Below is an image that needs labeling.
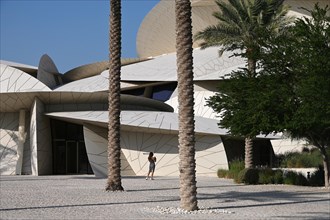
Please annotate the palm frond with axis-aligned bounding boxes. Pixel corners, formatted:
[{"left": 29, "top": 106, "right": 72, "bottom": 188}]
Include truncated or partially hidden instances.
[
  {"left": 229, "top": 0, "right": 249, "bottom": 22},
  {"left": 195, "top": 23, "right": 242, "bottom": 42},
  {"left": 196, "top": 0, "right": 291, "bottom": 61},
  {"left": 251, "top": 0, "right": 266, "bottom": 17},
  {"left": 215, "top": 0, "right": 241, "bottom": 25},
  {"left": 261, "top": 0, "right": 286, "bottom": 25}
]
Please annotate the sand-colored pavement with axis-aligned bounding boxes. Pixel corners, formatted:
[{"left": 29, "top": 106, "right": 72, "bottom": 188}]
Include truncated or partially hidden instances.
[{"left": 0, "top": 175, "right": 329, "bottom": 219}]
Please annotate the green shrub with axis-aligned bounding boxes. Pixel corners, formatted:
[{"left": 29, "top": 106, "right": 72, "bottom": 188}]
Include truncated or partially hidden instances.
[
  {"left": 273, "top": 170, "right": 284, "bottom": 184},
  {"left": 283, "top": 171, "right": 308, "bottom": 186},
  {"left": 227, "top": 159, "right": 244, "bottom": 180},
  {"left": 229, "top": 159, "right": 244, "bottom": 172},
  {"left": 309, "top": 167, "right": 325, "bottom": 186},
  {"left": 283, "top": 171, "right": 296, "bottom": 185},
  {"left": 234, "top": 172, "right": 242, "bottom": 183},
  {"left": 295, "top": 173, "right": 309, "bottom": 186},
  {"left": 257, "top": 169, "right": 284, "bottom": 184},
  {"left": 237, "top": 168, "right": 259, "bottom": 184},
  {"left": 258, "top": 168, "right": 274, "bottom": 184},
  {"left": 283, "top": 171, "right": 298, "bottom": 185},
  {"left": 278, "top": 148, "right": 330, "bottom": 168},
  {"left": 217, "top": 169, "right": 229, "bottom": 178},
  {"left": 217, "top": 159, "right": 244, "bottom": 179}
]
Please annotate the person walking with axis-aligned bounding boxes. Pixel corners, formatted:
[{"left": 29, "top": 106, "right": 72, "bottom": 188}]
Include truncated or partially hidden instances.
[{"left": 146, "top": 152, "right": 156, "bottom": 180}]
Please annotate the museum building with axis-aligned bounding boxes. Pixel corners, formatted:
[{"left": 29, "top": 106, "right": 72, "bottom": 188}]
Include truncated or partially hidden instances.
[{"left": 1, "top": 0, "right": 324, "bottom": 177}]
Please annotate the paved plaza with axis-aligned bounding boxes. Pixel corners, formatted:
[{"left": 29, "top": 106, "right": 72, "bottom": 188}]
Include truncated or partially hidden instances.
[{"left": 0, "top": 175, "right": 329, "bottom": 219}]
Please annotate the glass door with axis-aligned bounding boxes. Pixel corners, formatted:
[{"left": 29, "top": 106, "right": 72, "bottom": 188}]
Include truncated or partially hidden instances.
[
  {"left": 51, "top": 119, "right": 93, "bottom": 175},
  {"left": 53, "top": 141, "right": 66, "bottom": 174},
  {"left": 66, "top": 141, "right": 78, "bottom": 174}
]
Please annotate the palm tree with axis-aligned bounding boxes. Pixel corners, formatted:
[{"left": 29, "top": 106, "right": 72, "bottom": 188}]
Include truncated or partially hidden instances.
[
  {"left": 106, "top": 0, "right": 124, "bottom": 191},
  {"left": 195, "top": 0, "right": 291, "bottom": 168},
  {"left": 175, "top": 0, "right": 198, "bottom": 211}
]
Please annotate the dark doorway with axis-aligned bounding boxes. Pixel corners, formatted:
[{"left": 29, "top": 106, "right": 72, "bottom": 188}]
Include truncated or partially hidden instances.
[
  {"left": 222, "top": 136, "right": 275, "bottom": 167},
  {"left": 51, "top": 120, "right": 93, "bottom": 175}
]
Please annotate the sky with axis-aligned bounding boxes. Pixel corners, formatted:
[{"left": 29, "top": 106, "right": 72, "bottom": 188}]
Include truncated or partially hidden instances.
[{"left": 0, "top": 0, "right": 160, "bottom": 73}]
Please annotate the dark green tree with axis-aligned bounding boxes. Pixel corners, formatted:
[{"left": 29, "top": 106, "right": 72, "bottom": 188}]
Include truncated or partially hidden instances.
[
  {"left": 259, "top": 4, "right": 330, "bottom": 187},
  {"left": 207, "top": 70, "right": 294, "bottom": 137},
  {"left": 196, "top": 0, "right": 291, "bottom": 168},
  {"left": 210, "top": 4, "right": 330, "bottom": 187}
]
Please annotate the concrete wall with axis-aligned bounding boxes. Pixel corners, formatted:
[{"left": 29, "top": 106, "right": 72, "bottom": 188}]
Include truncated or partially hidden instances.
[
  {"left": 30, "top": 98, "right": 52, "bottom": 175},
  {"left": 0, "top": 111, "right": 31, "bottom": 175},
  {"left": 83, "top": 123, "right": 228, "bottom": 178}
]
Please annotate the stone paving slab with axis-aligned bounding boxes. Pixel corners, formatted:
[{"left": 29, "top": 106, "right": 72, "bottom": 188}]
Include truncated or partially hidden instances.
[{"left": 0, "top": 175, "right": 329, "bottom": 220}]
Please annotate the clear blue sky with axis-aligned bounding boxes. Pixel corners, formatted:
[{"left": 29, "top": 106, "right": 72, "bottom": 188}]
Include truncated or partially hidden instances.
[{"left": 0, "top": 0, "right": 160, "bottom": 73}]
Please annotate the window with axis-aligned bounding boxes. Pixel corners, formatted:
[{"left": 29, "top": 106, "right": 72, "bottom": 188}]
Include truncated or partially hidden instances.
[{"left": 152, "top": 82, "right": 177, "bottom": 102}]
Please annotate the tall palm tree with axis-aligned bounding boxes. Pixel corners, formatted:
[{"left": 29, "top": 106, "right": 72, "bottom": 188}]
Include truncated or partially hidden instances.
[
  {"left": 106, "top": 0, "right": 124, "bottom": 191},
  {"left": 195, "top": 0, "right": 291, "bottom": 168},
  {"left": 175, "top": 0, "right": 198, "bottom": 211}
]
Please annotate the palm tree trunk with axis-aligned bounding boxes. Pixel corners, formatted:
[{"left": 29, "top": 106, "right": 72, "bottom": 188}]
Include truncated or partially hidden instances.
[
  {"left": 106, "top": 0, "right": 124, "bottom": 191},
  {"left": 175, "top": 0, "right": 198, "bottom": 211},
  {"left": 245, "top": 137, "right": 253, "bottom": 168},
  {"left": 244, "top": 56, "right": 256, "bottom": 169}
]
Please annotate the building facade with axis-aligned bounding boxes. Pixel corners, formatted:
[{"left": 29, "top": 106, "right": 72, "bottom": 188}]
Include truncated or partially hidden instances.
[{"left": 1, "top": 0, "right": 326, "bottom": 177}]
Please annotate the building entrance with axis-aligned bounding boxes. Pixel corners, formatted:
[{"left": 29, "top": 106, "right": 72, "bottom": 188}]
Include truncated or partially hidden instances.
[
  {"left": 53, "top": 140, "right": 92, "bottom": 174},
  {"left": 51, "top": 120, "right": 93, "bottom": 175}
]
